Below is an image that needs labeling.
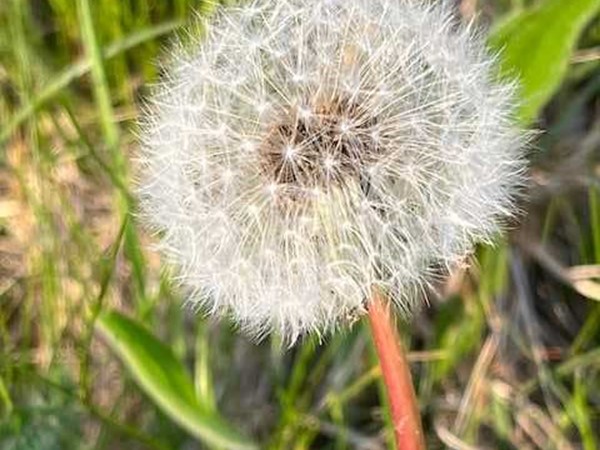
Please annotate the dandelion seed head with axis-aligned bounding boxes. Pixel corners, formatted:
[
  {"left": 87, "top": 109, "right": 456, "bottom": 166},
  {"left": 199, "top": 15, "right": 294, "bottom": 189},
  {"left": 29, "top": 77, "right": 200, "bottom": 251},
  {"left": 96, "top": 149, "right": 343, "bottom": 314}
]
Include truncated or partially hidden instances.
[{"left": 138, "top": 0, "right": 528, "bottom": 342}]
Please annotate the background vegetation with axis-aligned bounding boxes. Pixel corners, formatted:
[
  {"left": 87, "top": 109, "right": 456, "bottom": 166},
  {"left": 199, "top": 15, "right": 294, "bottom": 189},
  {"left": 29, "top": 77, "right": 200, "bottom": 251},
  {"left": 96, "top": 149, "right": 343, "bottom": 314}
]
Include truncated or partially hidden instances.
[{"left": 1, "top": 0, "right": 600, "bottom": 449}]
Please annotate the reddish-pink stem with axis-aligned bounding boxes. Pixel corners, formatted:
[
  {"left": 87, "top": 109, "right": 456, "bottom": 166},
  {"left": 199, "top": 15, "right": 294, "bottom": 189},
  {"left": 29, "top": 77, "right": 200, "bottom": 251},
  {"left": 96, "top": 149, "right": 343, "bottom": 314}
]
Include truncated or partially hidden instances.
[{"left": 367, "top": 290, "right": 425, "bottom": 450}]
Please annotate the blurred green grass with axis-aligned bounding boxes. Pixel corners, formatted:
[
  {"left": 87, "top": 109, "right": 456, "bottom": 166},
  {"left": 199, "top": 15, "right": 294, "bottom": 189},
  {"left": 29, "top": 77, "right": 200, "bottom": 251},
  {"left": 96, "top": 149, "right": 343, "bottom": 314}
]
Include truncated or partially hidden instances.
[{"left": 1, "top": 0, "right": 600, "bottom": 449}]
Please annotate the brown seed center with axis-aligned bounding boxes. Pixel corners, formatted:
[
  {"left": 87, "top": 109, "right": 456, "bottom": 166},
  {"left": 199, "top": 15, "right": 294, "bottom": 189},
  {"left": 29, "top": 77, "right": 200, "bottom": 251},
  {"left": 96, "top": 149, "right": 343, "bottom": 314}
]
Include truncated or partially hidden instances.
[{"left": 259, "top": 95, "right": 381, "bottom": 198}]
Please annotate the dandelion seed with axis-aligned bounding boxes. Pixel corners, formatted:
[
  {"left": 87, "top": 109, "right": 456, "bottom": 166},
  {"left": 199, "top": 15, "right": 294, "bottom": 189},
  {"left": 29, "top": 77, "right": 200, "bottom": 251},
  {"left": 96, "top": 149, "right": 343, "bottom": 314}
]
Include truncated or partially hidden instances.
[{"left": 138, "top": 0, "right": 528, "bottom": 343}]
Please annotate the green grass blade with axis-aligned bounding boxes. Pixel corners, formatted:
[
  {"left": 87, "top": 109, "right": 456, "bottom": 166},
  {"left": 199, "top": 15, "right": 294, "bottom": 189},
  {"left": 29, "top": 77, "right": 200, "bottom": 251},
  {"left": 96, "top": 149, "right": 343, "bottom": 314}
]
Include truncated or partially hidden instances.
[
  {"left": 97, "top": 310, "right": 258, "bottom": 450},
  {"left": 194, "top": 323, "right": 217, "bottom": 413},
  {"left": 77, "top": 0, "right": 120, "bottom": 152},
  {"left": 80, "top": 216, "right": 129, "bottom": 400},
  {"left": 0, "top": 376, "right": 13, "bottom": 418},
  {"left": 488, "top": 0, "right": 600, "bottom": 124},
  {"left": 589, "top": 187, "right": 600, "bottom": 262},
  {"left": 568, "top": 373, "right": 597, "bottom": 450},
  {"left": 0, "top": 19, "right": 182, "bottom": 145}
]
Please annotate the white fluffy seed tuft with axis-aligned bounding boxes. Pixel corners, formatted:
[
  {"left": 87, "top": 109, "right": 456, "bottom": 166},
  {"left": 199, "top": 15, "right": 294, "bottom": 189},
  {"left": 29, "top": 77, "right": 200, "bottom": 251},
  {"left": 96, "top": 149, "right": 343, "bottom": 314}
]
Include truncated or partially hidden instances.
[{"left": 138, "top": 0, "right": 528, "bottom": 342}]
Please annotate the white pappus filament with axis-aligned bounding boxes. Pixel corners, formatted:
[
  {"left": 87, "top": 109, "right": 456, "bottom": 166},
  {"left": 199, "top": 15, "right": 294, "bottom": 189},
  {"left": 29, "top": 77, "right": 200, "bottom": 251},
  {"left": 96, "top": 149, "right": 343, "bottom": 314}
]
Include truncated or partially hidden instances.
[{"left": 138, "top": 0, "right": 528, "bottom": 342}]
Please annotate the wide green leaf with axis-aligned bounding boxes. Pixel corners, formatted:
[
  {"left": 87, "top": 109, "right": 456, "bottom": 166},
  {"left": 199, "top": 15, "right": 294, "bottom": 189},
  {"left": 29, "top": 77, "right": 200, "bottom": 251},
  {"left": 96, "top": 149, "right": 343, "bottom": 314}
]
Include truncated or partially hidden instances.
[
  {"left": 96, "top": 311, "right": 258, "bottom": 450},
  {"left": 488, "top": 0, "right": 600, "bottom": 124}
]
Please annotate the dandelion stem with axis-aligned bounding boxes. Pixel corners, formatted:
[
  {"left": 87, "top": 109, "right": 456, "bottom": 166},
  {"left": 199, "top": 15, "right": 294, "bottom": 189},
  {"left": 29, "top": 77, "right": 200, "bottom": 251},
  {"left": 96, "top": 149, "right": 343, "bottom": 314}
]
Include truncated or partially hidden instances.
[{"left": 368, "top": 290, "right": 425, "bottom": 450}]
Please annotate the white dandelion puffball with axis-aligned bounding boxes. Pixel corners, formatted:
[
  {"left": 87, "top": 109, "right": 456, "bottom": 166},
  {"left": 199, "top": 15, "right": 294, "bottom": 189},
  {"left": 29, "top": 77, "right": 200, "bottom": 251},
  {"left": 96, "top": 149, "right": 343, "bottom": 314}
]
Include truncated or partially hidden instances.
[{"left": 139, "top": 0, "right": 528, "bottom": 341}]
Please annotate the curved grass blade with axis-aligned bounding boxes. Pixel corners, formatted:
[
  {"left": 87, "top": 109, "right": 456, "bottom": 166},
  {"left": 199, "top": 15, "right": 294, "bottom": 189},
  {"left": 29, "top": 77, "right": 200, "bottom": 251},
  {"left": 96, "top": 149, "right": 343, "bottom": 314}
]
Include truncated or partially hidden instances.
[{"left": 0, "top": 19, "right": 182, "bottom": 145}]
